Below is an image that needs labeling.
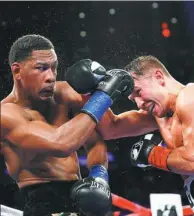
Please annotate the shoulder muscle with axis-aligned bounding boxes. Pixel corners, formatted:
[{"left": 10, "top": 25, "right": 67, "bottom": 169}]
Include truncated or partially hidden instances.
[
  {"left": 1, "top": 103, "right": 27, "bottom": 139},
  {"left": 176, "top": 84, "right": 194, "bottom": 123},
  {"left": 55, "top": 81, "right": 83, "bottom": 106}
]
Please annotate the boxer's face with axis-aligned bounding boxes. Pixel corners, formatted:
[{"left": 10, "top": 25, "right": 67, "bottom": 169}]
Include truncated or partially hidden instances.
[
  {"left": 129, "top": 69, "right": 168, "bottom": 117},
  {"left": 15, "top": 49, "right": 58, "bottom": 101}
]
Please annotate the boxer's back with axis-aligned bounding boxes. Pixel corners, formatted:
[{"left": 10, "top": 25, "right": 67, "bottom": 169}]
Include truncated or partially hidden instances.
[{"left": 1, "top": 82, "right": 82, "bottom": 188}]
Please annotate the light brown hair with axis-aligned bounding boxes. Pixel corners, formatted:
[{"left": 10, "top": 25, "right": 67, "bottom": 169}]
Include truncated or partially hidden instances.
[{"left": 124, "top": 55, "right": 170, "bottom": 77}]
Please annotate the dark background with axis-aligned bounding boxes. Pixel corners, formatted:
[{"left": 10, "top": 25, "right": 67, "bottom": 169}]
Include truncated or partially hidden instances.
[{"left": 0, "top": 1, "right": 194, "bottom": 214}]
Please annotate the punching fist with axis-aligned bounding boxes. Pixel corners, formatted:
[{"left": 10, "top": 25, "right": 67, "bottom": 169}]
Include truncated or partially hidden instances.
[
  {"left": 70, "top": 165, "right": 112, "bottom": 216},
  {"left": 80, "top": 68, "right": 134, "bottom": 122},
  {"left": 66, "top": 59, "right": 106, "bottom": 94},
  {"left": 66, "top": 59, "right": 134, "bottom": 123},
  {"left": 97, "top": 68, "right": 134, "bottom": 102}
]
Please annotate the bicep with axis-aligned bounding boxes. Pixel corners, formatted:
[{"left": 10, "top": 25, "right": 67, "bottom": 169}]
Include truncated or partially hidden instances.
[
  {"left": 7, "top": 120, "right": 58, "bottom": 152},
  {"left": 1, "top": 108, "right": 60, "bottom": 154},
  {"left": 179, "top": 106, "right": 194, "bottom": 151},
  {"left": 177, "top": 86, "right": 194, "bottom": 151}
]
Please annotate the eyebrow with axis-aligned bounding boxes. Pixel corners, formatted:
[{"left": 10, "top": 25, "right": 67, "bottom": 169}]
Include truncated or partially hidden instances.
[{"left": 36, "top": 60, "right": 58, "bottom": 65}]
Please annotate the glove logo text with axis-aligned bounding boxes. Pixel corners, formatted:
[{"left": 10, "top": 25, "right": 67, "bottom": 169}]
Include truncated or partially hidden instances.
[{"left": 90, "top": 181, "right": 111, "bottom": 198}]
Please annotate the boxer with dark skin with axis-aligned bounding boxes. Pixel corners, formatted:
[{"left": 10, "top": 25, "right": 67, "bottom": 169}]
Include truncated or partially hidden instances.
[
  {"left": 0, "top": 35, "right": 134, "bottom": 216},
  {"left": 96, "top": 55, "right": 194, "bottom": 210}
]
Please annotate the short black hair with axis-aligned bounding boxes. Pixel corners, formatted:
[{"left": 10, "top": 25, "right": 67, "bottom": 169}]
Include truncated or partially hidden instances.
[{"left": 8, "top": 34, "right": 55, "bottom": 66}]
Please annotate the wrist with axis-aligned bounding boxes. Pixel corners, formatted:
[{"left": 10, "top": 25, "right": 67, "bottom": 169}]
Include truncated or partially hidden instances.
[
  {"left": 81, "top": 91, "right": 112, "bottom": 123},
  {"left": 148, "top": 146, "right": 172, "bottom": 171},
  {"left": 89, "top": 165, "right": 109, "bottom": 183}
]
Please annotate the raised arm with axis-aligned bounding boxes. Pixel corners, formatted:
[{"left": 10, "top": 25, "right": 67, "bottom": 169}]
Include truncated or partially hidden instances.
[
  {"left": 1, "top": 103, "right": 96, "bottom": 157},
  {"left": 97, "top": 108, "right": 158, "bottom": 140}
]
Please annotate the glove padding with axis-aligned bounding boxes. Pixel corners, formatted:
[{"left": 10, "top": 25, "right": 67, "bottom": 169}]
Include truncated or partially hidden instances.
[
  {"left": 97, "top": 69, "right": 134, "bottom": 102},
  {"left": 66, "top": 59, "right": 134, "bottom": 100},
  {"left": 71, "top": 177, "right": 112, "bottom": 216},
  {"left": 130, "top": 133, "right": 163, "bottom": 169},
  {"left": 66, "top": 59, "right": 106, "bottom": 94}
]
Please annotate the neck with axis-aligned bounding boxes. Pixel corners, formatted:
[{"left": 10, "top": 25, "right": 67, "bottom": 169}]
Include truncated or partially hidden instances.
[
  {"left": 165, "top": 77, "right": 185, "bottom": 116},
  {"left": 11, "top": 84, "right": 50, "bottom": 112}
]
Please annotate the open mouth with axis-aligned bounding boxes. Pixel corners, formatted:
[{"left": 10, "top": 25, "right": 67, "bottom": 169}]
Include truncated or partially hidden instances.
[
  {"left": 145, "top": 102, "right": 155, "bottom": 114},
  {"left": 149, "top": 103, "right": 155, "bottom": 113},
  {"left": 40, "top": 89, "right": 54, "bottom": 97}
]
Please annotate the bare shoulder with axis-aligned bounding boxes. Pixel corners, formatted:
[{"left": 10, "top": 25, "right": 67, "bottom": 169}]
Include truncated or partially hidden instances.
[
  {"left": 55, "top": 81, "right": 83, "bottom": 107},
  {"left": 176, "top": 83, "right": 194, "bottom": 118},
  {"left": 1, "top": 102, "right": 24, "bottom": 114},
  {"left": 177, "top": 83, "right": 194, "bottom": 107},
  {"left": 1, "top": 103, "right": 27, "bottom": 138}
]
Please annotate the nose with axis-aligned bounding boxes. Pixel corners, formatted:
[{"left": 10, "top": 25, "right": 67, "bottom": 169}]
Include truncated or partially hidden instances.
[
  {"left": 134, "top": 97, "right": 144, "bottom": 109},
  {"left": 45, "top": 69, "right": 56, "bottom": 83}
]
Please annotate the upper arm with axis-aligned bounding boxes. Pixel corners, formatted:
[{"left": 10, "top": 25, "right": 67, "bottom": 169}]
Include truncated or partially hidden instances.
[
  {"left": 177, "top": 85, "right": 194, "bottom": 151},
  {"left": 1, "top": 104, "right": 62, "bottom": 155},
  {"left": 97, "top": 108, "right": 158, "bottom": 140}
]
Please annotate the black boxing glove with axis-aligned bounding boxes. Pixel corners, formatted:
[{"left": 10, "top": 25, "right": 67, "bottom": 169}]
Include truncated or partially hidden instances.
[
  {"left": 130, "top": 133, "right": 172, "bottom": 171},
  {"left": 70, "top": 165, "right": 112, "bottom": 216},
  {"left": 66, "top": 59, "right": 106, "bottom": 94},
  {"left": 96, "top": 69, "right": 134, "bottom": 102},
  {"left": 80, "top": 69, "right": 134, "bottom": 122}
]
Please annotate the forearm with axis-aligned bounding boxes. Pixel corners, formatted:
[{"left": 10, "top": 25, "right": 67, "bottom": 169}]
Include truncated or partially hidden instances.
[
  {"left": 87, "top": 143, "right": 108, "bottom": 169},
  {"left": 97, "top": 109, "right": 158, "bottom": 140},
  {"left": 84, "top": 131, "right": 108, "bottom": 169},
  {"left": 56, "top": 113, "right": 96, "bottom": 156},
  {"left": 167, "top": 146, "right": 194, "bottom": 175},
  {"left": 96, "top": 109, "right": 116, "bottom": 140},
  {"left": 148, "top": 145, "right": 194, "bottom": 175}
]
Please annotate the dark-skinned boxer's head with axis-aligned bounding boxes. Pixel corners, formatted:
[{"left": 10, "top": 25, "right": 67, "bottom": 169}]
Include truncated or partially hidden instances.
[
  {"left": 9, "top": 34, "right": 58, "bottom": 102},
  {"left": 125, "top": 55, "right": 176, "bottom": 118}
]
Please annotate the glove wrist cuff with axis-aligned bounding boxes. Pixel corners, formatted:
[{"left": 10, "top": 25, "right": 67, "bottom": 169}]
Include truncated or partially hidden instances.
[
  {"left": 89, "top": 164, "right": 109, "bottom": 183},
  {"left": 148, "top": 146, "right": 172, "bottom": 171},
  {"left": 81, "top": 91, "right": 112, "bottom": 123}
]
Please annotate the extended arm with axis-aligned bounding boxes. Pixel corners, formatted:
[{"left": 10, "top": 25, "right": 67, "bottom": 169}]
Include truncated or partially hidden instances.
[{"left": 97, "top": 108, "right": 158, "bottom": 140}]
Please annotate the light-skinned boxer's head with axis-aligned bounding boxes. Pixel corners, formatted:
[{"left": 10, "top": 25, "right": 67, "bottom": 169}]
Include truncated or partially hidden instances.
[
  {"left": 9, "top": 34, "right": 58, "bottom": 102},
  {"left": 125, "top": 55, "right": 175, "bottom": 118}
]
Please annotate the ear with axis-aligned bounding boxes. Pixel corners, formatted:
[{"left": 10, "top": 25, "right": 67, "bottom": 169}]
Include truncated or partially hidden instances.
[
  {"left": 11, "top": 63, "right": 21, "bottom": 80},
  {"left": 153, "top": 69, "right": 165, "bottom": 86}
]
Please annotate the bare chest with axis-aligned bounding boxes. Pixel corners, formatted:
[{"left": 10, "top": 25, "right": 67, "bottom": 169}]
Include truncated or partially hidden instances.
[
  {"left": 25, "top": 103, "right": 71, "bottom": 127},
  {"left": 3, "top": 103, "right": 72, "bottom": 165},
  {"left": 156, "top": 114, "right": 183, "bottom": 149}
]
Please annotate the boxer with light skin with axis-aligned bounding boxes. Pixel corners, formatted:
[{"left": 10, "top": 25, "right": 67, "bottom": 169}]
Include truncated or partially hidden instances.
[
  {"left": 0, "top": 34, "right": 134, "bottom": 216},
  {"left": 96, "top": 55, "right": 194, "bottom": 210}
]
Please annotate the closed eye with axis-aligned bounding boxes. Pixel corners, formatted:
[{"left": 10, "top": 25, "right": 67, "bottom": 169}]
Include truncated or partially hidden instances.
[{"left": 135, "top": 89, "right": 141, "bottom": 96}]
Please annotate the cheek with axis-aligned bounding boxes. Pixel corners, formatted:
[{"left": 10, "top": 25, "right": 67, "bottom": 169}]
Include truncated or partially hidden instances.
[{"left": 140, "top": 90, "right": 151, "bottom": 100}]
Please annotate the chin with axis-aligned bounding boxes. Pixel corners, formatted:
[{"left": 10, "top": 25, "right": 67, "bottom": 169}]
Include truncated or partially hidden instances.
[
  {"left": 155, "top": 113, "right": 165, "bottom": 118},
  {"left": 152, "top": 108, "right": 165, "bottom": 118}
]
